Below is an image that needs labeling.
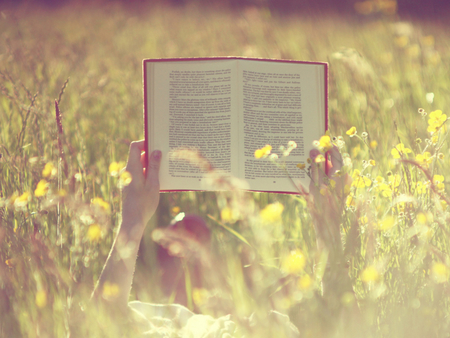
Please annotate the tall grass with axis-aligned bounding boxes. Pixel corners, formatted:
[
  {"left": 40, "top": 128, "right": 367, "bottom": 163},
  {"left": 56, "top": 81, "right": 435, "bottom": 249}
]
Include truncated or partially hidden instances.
[{"left": 1, "top": 1, "right": 450, "bottom": 337}]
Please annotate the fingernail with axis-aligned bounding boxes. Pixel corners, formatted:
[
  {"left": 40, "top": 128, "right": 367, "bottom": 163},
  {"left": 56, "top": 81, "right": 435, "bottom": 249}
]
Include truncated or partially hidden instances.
[{"left": 153, "top": 150, "right": 161, "bottom": 161}]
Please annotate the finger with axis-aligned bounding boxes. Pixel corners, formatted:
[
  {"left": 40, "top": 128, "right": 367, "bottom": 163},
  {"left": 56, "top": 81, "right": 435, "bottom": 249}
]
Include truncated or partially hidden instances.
[
  {"left": 327, "top": 146, "right": 343, "bottom": 176},
  {"left": 146, "top": 150, "right": 161, "bottom": 190},
  {"left": 126, "top": 140, "right": 145, "bottom": 181},
  {"left": 309, "top": 149, "right": 325, "bottom": 185}
]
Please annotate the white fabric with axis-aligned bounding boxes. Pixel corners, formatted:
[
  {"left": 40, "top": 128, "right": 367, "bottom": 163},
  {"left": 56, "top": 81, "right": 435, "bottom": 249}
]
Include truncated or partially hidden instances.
[{"left": 128, "top": 301, "right": 299, "bottom": 338}]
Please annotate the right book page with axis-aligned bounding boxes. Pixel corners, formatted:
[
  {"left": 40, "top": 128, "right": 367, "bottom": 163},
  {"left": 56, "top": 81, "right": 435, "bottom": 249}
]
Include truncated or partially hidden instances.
[{"left": 237, "top": 59, "right": 327, "bottom": 193}]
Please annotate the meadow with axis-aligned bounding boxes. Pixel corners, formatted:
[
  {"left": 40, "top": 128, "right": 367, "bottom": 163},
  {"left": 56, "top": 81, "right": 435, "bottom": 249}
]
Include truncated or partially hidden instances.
[{"left": 1, "top": 1, "right": 450, "bottom": 337}]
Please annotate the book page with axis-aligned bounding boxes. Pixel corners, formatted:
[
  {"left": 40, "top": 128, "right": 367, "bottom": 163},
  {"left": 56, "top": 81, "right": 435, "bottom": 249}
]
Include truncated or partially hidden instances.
[
  {"left": 237, "top": 60, "right": 326, "bottom": 193},
  {"left": 145, "top": 60, "right": 239, "bottom": 191}
]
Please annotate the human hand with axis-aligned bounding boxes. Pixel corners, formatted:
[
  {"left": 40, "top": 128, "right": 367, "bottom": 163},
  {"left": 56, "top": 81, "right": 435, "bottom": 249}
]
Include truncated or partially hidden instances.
[{"left": 122, "top": 140, "right": 161, "bottom": 229}]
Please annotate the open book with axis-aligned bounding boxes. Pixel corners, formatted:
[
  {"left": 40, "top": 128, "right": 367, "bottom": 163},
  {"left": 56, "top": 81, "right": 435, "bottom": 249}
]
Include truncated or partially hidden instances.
[{"left": 144, "top": 57, "right": 328, "bottom": 193}]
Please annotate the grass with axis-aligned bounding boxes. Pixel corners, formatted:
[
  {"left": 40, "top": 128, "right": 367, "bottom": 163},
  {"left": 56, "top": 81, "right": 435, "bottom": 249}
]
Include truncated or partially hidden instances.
[{"left": 1, "top": 1, "right": 450, "bottom": 337}]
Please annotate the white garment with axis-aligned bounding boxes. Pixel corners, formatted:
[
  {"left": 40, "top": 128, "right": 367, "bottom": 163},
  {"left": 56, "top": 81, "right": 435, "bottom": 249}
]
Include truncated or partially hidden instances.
[{"left": 128, "top": 301, "right": 299, "bottom": 338}]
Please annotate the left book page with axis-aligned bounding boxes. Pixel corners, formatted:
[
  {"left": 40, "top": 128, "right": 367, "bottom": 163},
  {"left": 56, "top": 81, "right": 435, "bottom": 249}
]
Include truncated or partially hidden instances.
[{"left": 144, "top": 59, "right": 239, "bottom": 191}]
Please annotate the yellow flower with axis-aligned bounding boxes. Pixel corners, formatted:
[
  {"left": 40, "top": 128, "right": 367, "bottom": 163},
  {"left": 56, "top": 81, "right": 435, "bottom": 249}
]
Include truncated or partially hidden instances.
[
  {"left": 369, "top": 159, "right": 376, "bottom": 166},
  {"left": 377, "top": 183, "right": 393, "bottom": 198},
  {"left": 221, "top": 206, "right": 239, "bottom": 223},
  {"left": 432, "top": 262, "right": 449, "bottom": 283},
  {"left": 315, "top": 154, "right": 325, "bottom": 163},
  {"left": 391, "top": 143, "right": 412, "bottom": 159},
  {"left": 361, "top": 265, "right": 379, "bottom": 283},
  {"left": 369, "top": 140, "right": 378, "bottom": 149},
  {"left": 192, "top": 288, "right": 210, "bottom": 307},
  {"left": 297, "top": 163, "right": 306, "bottom": 170},
  {"left": 427, "top": 110, "right": 447, "bottom": 133},
  {"left": 14, "top": 191, "right": 31, "bottom": 207},
  {"left": 118, "top": 171, "right": 132, "bottom": 188},
  {"left": 346, "top": 194, "right": 356, "bottom": 207},
  {"left": 87, "top": 224, "right": 102, "bottom": 242},
  {"left": 282, "top": 249, "right": 306, "bottom": 275},
  {"left": 42, "top": 162, "right": 55, "bottom": 178},
  {"left": 91, "top": 197, "right": 111, "bottom": 214},
  {"left": 34, "top": 180, "right": 49, "bottom": 197},
  {"left": 346, "top": 126, "right": 357, "bottom": 137},
  {"left": 351, "top": 170, "right": 372, "bottom": 188},
  {"left": 441, "top": 199, "right": 448, "bottom": 210},
  {"left": 298, "top": 274, "right": 312, "bottom": 290},
  {"left": 260, "top": 202, "right": 284, "bottom": 223},
  {"left": 378, "top": 216, "right": 395, "bottom": 231},
  {"left": 416, "top": 181, "right": 427, "bottom": 194},
  {"left": 172, "top": 206, "right": 180, "bottom": 215},
  {"left": 35, "top": 290, "right": 47, "bottom": 308},
  {"left": 318, "top": 135, "right": 333, "bottom": 152},
  {"left": 254, "top": 145, "right": 272, "bottom": 159},
  {"left": 415, "top": 152, "right": 433, "bottom": 168},
  {"left": 109, "top": 161, "right": 125, "bottom": 177}
]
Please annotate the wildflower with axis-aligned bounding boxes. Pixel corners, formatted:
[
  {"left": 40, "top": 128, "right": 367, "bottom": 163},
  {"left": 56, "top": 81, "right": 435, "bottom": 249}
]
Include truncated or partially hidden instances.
[
  {"left": 391, "top": 143, "right": 412, "bottom": 159},
  {"left": 433, "top": 174, "right": 445, "bottom": 192},
  {"left": 42, "top": 162, "right": 56, "bottom": 178},
  {"left": 87, "top": 224, "right": 102, "bottom": 242},
  {"left": 378, "top": 216, "right": 396, "bottom": 231},
  {"left": 416, "top": 212, "right": 431, "bottom": 224},
  {"left": 426, "top": 93, "right": 435, "bottom": 104},
  {"left": 254, "top": 145, "right": 272, "bottom": 159},
  {"left": 376, "top": 183, "right": 392, "bottom": 198},
  {"left": 427, "top": 109, "right": 447, "bottom": 133},
  {"left": 14, "top": 192, "right": 30, "bottom": 208},
  {"left": 346, "top": 126, "right": 357, "bottom": 137},
  {"left": 418, "top": 108, "right": 425, "bottom": 114},
  {"left": 91, "top": 197, "right": 111, "bottom": 214},
  {"left": 351, "top": 169, "right": 372, "bottom": 188},
  {"left": 172, "top": 206, "right": 181, "bottom": 215},
  {"left": 35, "top": 180, "right": 49, "bottom": 197},
  {"left": 260, "top": 202, "right": 284, "bottom": 223},
  {"left": 359, "top": 216, "right": 368, "bottom": 225},
  {"left": 35, "top": 290, "right": 47, "bottom": 308},
  {"left": 416, "top": 181, "right": 427, "bottom": 194},
  {"left": 346, "top": 194, "right": 356, "bottom": 208},
  {"left": 282, "top": 249, "right": 306, "bottom": 275},
  {"left": 438, "top": 153, "right": 444, "bottom": 160},
  {"left": 109, "top": 161, "right": 124, "bottom": 177},
  {"left": 118, "top": 171, "right": 133, "bottom": 188},
  {"left": 317, "top": 135, "right": 333, "bottom": 152},
  {"left": 415, "top": 152, "right": 432, "bottom": 168},
  {"left": 221, "top": 206, "right": 239, "bottom": 224},
  {"left": 361, "top": 265, "right": 379, "bottom": 283},
  {"left": 193, "top": 288, "right": 210, "bottom": 307},
  {"left": 298, "top": 274, "right": 312, "bottom": 290},
  {"left": 270, "top": 153, "right": 279, "bottom": 160},
  {"left": 361, "top": 132, "right": 368, "bottom": 139},
  {"left": 315, "top": 154, "right": 325, "bottom": 163},
  {"left": 297, "top": 163, "right": 306, "bottom": 170},
  {"left": 369, "top": 140, "right": 378, "bottom": 149},
  {"left": 369, "top": 159, "right": 376, "bottom": 166},
  {"left": 415, "top": 138, "right": 422, "bottom": 144},
  {"left": 440, "top": 200, "right": 448, "bottom": 210},
  {"left": 432, "top": 262, "right": 449, "bottom": 283}
]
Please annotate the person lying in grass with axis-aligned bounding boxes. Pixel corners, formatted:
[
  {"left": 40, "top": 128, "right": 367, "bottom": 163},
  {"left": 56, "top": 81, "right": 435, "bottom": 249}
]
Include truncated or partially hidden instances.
[{"left": 91, "top": 140, "right": 350, "bottom": 337}]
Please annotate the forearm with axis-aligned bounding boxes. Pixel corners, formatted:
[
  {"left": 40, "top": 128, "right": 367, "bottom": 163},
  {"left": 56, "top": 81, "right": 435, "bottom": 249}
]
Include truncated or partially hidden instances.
[{"left": 92, "top": 217, "right": 146, "bottom": 310}]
